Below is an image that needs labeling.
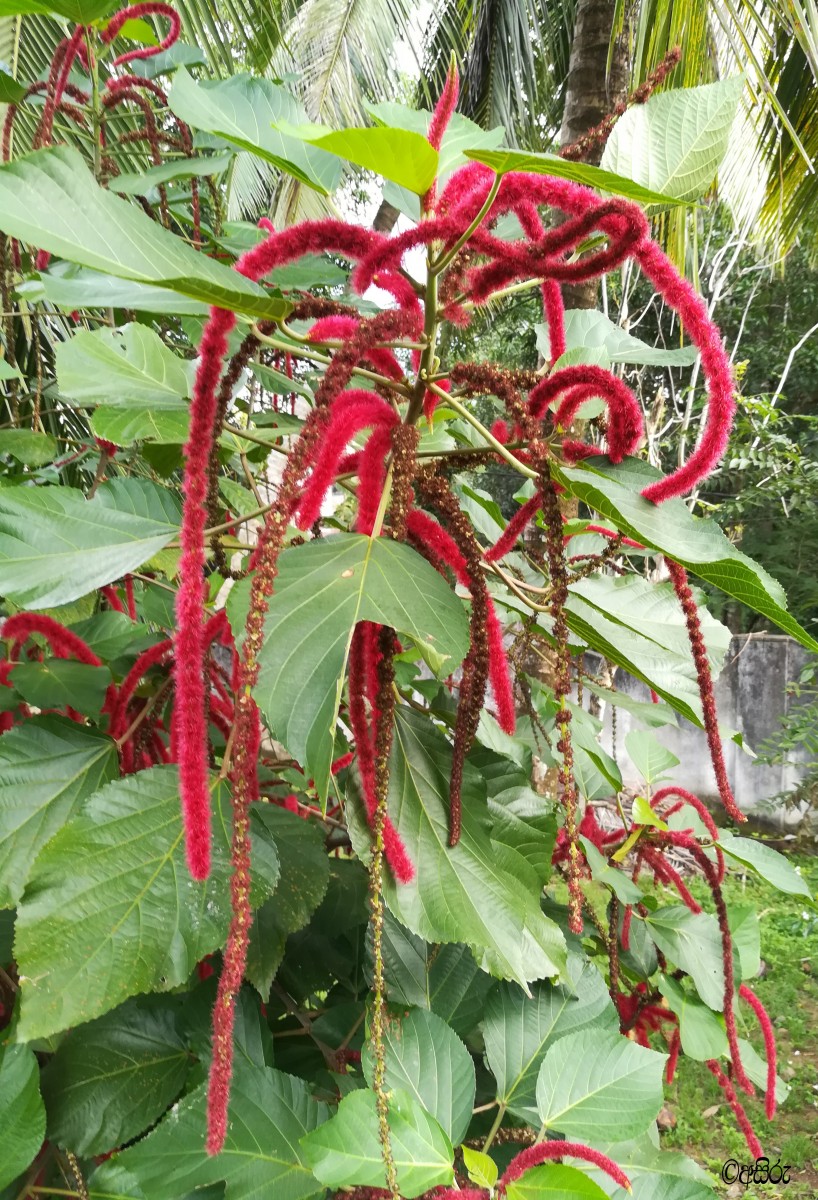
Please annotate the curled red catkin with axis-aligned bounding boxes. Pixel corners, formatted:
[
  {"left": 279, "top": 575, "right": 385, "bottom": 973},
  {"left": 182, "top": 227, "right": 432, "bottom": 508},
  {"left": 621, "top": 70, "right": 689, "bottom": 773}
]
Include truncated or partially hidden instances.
[{"left": 499, "top": 1141, "right": 631, "bottom": 1194}]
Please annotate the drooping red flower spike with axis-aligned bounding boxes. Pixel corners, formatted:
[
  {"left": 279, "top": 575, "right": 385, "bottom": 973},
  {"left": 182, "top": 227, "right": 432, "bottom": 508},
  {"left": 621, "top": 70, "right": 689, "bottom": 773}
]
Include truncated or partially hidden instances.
[
  {"left": 498, "top": 1141, "right": 631, "bottom": 1194},
  {"left": 485, "top": 493, "right": 542, "bottom": 561},
  {"left": 706, "top": 1059, "right": 763, "bottom": 1159},
  {"left": 665, "top": 559, "right": 744, "bottom": 824},
  {"left": 102, "top": 3, "right": 182, "bottom": 68},
  {"left": 740, "top": 984, "right": 779, "bottom": 1119},
  {"left": 2, "top": 613, "right": 102, "bottom": 666}
]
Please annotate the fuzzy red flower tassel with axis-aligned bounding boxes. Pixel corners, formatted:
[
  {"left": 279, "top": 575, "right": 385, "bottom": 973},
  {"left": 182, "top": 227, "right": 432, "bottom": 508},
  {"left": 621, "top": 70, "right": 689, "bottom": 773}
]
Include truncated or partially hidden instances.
[{"left": 498, "top": 1141, "right": 631, "bottom": 1194}]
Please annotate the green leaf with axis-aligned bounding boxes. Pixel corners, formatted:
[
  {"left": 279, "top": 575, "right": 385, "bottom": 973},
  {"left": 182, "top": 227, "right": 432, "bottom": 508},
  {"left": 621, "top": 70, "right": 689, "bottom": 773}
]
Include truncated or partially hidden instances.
[
  {"left": 537, "top": 309, "right": 699, "bottom": 369},
  {"left": 245, "top": 805, "right": 330, "bottom": 997},
  {"left": 0, "top": 147, "right": 287, "bottom": 319},
  {"left": 0, "top": 717, "right": 117, "bottom": 908},
  {"left": 729, "top": 905, "right": 761, "bottom": 979},
  {"left": 581, "top": 837, "right": 644, "bottom": 903},
  {"left": 13, "top": 765, "right": 280, "bottom": 1041},
  {"left": 112, "top": 153, "right": 234, "bottom": 196},
  {"left": 463, "top": 148, "right": 686, "bottom": 208},
  {"left": 68, "top": 611, "right": 155, "bottom": 662},
  {"left": 717, "top": 832, "right": 812, "bottom": 897},
  {"left": 553, "top": 457, "right": 818, "bottom": 654},
  {"left": 645, "top": 906, "right": 732, "bottom": 1010},
  {"left": 90, "top": 1066, "right": 329, "bottom": 1200},
  {"left": 278, "top": 122, "right": 439, "bottom": 194},
  {"left": 0, "top": 477, "right": 179, "bottom": 609},
  {"left": 10, "top": 659, "right": 112, "bottom": 717},
  {"left": 0, "top": 429, "right": 57, "bottom": 465},
  {"left": 90, "top": 404, "right": 189, "bottom": 447},
  {"left": 658, "top": 975, "right": 727, "bottom": 1061},
  {"left": 737, "top": 1038, "right": 789, "bottom": 1106},
  {"left": 130, "top": 42, "right": 207, "bottom": 79},
  {"left": 625, "top": 731, "right": 680, "bottom": 786},
  {"left": 349, "top": 708, "right": 567, "bottom": 989},
  {"left": 630, "top": 796, "right": 668, "bottom": 830},
  {"left": 600, "top": 78, "right": 744, "bottom": 202},
  {"left": 0, "top": 67, "right": 26, "bottom": 104},
  {"left": 0, "top": 0, "right": 116, "bottom": 19},
  {"left": 565, "top": 573, "right": 730, "bottom": 727},
  {"left": 168, "top": 69, "right": 340, "bottom": 194},
  {"left": 483, "top": 955, "right": 618, "bottom": 1123},
  {"left": 581, "top": 682, "right": 677, "bottom": 730},
  {"left": 575, "top": 1135, "right": 714, "bottom": 1200},
  {"left": 462, "top": 1147, "right": 498, "bottom": 1190},
  {"left": 40, "top": 997, "right": 190, "bottom": 1156},
  {"left": 57, "top": 324, "right": 193, "bottom": 406},
  {"left": 25, "top": 267, "right": 210, "bottom": 315},
  {"left": 536, "top": 1030, "right": 665, "bottom": 1140},
  {"left": 0, "top": 1044, "right": 46, "bottom": 1189},
  {"left": 0, "top": 357, "right": 23, "bottom": 381},
  {"left": 301, "top": 1087, "right": 454, "bottom": 1198},
  {"left": 380, "top": 912, "right": 494, "bottom": 1037},
  {"left": 232, "top": 534, "right": 469, "bottom": 799},
  {"left": 361, "top": 1005, "right": 475, "bottom": 1143},
  {"left": 505, "top": 1164, "right": 611, "bottom": 1200}
]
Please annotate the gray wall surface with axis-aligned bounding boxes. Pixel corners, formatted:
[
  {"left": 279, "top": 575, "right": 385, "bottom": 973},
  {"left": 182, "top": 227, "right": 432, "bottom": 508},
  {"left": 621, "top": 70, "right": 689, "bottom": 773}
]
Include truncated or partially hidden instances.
[{"left": 594, "top": 635, "right": 813, "bottom": 827}]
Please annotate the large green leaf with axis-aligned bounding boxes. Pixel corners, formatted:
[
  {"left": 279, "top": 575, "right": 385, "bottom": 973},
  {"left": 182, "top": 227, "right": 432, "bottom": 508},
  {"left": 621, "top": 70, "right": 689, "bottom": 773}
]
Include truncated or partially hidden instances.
[
  {"left": 90, "top": 1067, "right": 328, "bottom": 1200},
  {"left": 300, "top": 1087, "right": 454, "bottom": 1198},
  {"left": 348, "top": 708, "right": 567, "bottom": 990},
  {"left": 380, "top": 912, "right": 494, "bottom": 1037},
  {"left": 90, "top": 404, "right": 190, "bottom": 447},
  {"left": 537, "top": 309, "right": 699, "bottom": 369},
  {"left": 0, "top": 429, "right": 57, "bottom": 466},
  {"left": 0, "top": 718, "right": 118, "bottom": 909},
  {"left": 245, "top": 805, "right": 330, "bottom": 997},
  {"left": 231, "top": 534, "right": 470, "bottom": 800},
  {"left": 111, "top": 153, "right": 234, "bottom": 197},
  {"left": 0, "top": 1044, "right": 46, "bottom": 1190},
  {"left": 57, "top": 324, "right": 193, "bottom": 406},
  {"left": 361, "top": 1005, "right": 476, "bottom": 1143},
  {"left": 168, "top": 69, "right": 340, "bottom": 194},
  {"left": 658, "top": 975, "right": 727, "bottom": 1061},
  {"left": 40, "top": 997, "right": 190, "bottom": 1156},
  {"left": 717, "top": 832, "right": 812, "bottom": 897},
  {"left": 13, "top": 765, "right": 280, "bottom": 1041},
  {"left": 505, "top": 1164, "right": 611, "bottom": 1200},
  {"left": 0, "top": 147, "right": 287, "bottom": 319},
  {"left": 0, "top": 0, "right": 116, "bottom": 18},
  {"left": 463, "top": 148, "right": 685, "bottom": 208},
  {"left": 553, "top": 457, "right": 818, "bottom": 653},
  {"left": 575, "top": 1134, "right": 714, "bottom": 1200},
  {"left": 645, "top": 906, "right": 733, "bottom": 1011},
  {"left": 279, "top": 123, "right": 439, "bottom": 194},
  {"left": 564, "top": 573, "right": 730, "bottom": 726},
  {"left": 536, "top": 1030, "right": 665, "bottom": 1141},
  {"left": 624, "top": 730, "right": 679, "bottom": 786},
  {"left": 0, "top": 477, "right": 180, "bottom": 609},
  {"left": 600, "top": 78, "right": 743, "bottom": 203},
  {"left": 20, "top": 268, "right": 210, "bottom": 316},
  {"left": 483, "top": 954, "right": 617, "bottom": 1123},
  {"left": 10, "top": 660, "right": 112, "bottom": 718}
]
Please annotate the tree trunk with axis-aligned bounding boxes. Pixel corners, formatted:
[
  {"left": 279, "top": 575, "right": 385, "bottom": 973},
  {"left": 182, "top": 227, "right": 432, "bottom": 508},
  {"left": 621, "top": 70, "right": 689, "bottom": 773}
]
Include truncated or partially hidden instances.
[{"left": 558, "top": 0, "right": 629, "bottom": 310}]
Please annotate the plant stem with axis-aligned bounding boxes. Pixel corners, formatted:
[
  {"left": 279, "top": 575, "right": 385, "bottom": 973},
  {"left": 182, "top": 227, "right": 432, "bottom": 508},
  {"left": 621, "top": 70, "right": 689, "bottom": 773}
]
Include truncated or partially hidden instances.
[
  {"left": 431, "top": 173, "right": 501, "bottom": 276},
  {"left": 481, "top": 1101, "right": 507, "bottom": 1151},
  {"left": 429, "top": 385, "right": 538, "bottom": 479}
]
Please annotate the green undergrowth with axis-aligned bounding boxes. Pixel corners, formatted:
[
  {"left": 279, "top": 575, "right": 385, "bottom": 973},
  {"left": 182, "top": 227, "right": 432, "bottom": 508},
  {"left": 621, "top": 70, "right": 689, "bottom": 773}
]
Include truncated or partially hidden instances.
[{"left": 663, "top": 855, "right": 818, "bottom": 1197}]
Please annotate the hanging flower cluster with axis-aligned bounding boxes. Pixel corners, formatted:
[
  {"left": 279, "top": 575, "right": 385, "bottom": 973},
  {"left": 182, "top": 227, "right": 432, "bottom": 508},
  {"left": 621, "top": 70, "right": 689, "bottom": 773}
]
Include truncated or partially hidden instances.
[{"left": 162, "top": 61, "right": 758, "bottom": 1165}]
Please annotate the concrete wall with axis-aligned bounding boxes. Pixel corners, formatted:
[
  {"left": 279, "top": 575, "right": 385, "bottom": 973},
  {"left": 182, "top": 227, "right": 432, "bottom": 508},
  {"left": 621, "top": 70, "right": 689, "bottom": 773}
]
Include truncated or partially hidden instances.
[{"left": 591, "top": 635, "right": 814, "bottom": 827}]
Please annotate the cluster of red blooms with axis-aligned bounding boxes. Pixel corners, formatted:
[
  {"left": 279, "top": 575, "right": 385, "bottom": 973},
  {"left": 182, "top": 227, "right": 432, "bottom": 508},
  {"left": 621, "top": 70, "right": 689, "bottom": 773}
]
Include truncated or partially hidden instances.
[{"left": 161, "top": 58, "right": 756, "bottom": 1159}]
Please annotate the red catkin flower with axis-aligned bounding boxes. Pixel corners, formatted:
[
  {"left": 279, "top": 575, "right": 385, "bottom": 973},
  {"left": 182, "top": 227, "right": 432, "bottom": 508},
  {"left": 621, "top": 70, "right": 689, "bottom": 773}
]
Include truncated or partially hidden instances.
[
  {"left": 706, "top": 1059, "right": 763, "bottom": 1159},
  {"left": 666, "top": 1026, "right": 682, "bottom": 1084},
  {"left": 2, "top": 613, "right": 101, "bottom": 666},
  {"left": 499, "top": 1141, "right": 631, "bottom": 1194},
  {"left": 665, "top": 559, "right": 744, "bottom": 824},
  {"left": 486, "top": 493, "right": 541, "bottom": 561},
  {"left": 486, "top": 600, "right": 515, "bottom": 734},
  {"left": 740, "top": 984, "right": 778, "bottom": 1119},
  {"left": 103, "top": 3, "right": 182, "bottom": 67}
]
